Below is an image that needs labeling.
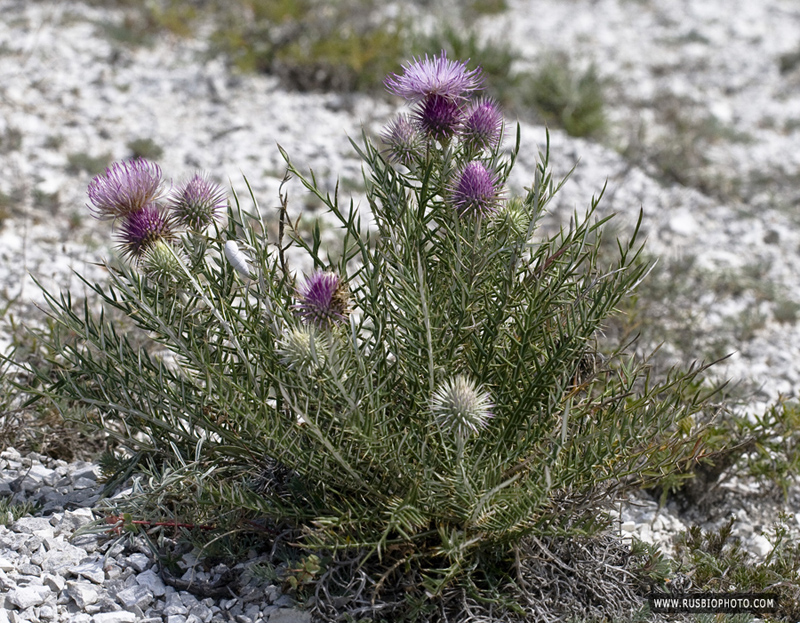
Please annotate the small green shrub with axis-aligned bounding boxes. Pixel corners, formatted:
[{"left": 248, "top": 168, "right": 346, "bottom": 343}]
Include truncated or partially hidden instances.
[
  {"left": 779, "top": 45, "right": 800, "bottom": 75},
  {"left": 620, "top": 95, "right": 753, "bottom": 200},
  {"left": 468, "top": 0, "right": 507, "bottom": 15},
  {"left": 127, "top": 137, "right": 164, "bottom": 161},
  {"left": 521, "top": 54, "right": 607, "bottom": 138},
  {"left": 0, "top": 190, "right": 14, "bottom": 227},
  {"left": 66, "top": 152, "right": 113, "bottom": 176},
  {"left": 12, "top": 53, "right": 719, "bottom": 621},
  {"left": 212, "top": 0, "right": 410, "bottom": 92},
  {"left": 732, "top": 400, "right": 800, "bottom": 497},
  {"left": 672, "top": 517, "right": 800, "bottom": 621},
  {"left": 0, "top": 500, "right": 37, "bottom": 526},
  {"left": 0, "top": 126, "right": 22, "bottom": 153}
]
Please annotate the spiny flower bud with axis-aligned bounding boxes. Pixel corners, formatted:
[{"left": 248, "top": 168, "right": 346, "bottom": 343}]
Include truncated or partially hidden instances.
[
  {"left": 430, "top": 374, "right": 493, "bottom": 439},
  {"left": 140, "top": 239, "right": 187, "bottom": 285},
  {"left": 494, "top": 197, "right": 530, "bottom": 239},
  {"left": 414, "top": 94, "right": 464, "bottom": 141},
  {"left": 277, "top": 325, "right": 328, "bottom": 372},
  {"left": 381, "top": 114, "right": 423, "bottom": 167},
  {"left": 116, "top": 204, "right": 173, "bottom": 261},
  {"left": 87, "top": 158, "right": 164, "bottom": 220},
  {"left": 449, "top": 161, "right": 503, "bottom": 218},
  {"left": 459, "top": 97, "right": 503, "bottom": 151},
  {"left": 294, "top": 271, "right": 350, "bottom": 330},
  {"left": 168, "top": 173, "right": 226, "bottom": 231}
]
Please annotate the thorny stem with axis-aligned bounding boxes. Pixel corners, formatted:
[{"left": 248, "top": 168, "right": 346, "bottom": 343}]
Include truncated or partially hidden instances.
[{"left": 277, "top": 170, "right": 292, "bottom": 283}]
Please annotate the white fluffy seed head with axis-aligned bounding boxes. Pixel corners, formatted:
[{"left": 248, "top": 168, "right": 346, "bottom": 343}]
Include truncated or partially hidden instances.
[
  {"left": 430, "top": 374, "right": 494, "bottom": 439},
  {"left": 224, "top": 240, "right": 252, "bottom": 280}
]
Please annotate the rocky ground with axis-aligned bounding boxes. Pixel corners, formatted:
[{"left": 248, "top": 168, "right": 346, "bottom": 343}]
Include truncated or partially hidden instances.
[{"left": 2, "top": 0, "right": 800, "bottom": 621}]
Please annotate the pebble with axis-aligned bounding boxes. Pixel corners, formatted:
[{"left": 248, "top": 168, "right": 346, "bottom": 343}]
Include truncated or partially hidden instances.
[{"left": 0, "top": 449, "right": 300, "bottom": 622}]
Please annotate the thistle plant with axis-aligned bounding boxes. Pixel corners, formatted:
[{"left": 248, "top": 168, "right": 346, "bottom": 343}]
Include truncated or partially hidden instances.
[{"left": 11, "top": 52, "right": 720, "bottom": 620}]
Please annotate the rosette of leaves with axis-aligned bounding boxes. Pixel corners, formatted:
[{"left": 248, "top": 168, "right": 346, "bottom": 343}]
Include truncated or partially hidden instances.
[{"left": 11, "top": 55, "right": 719, "bottom": 620}]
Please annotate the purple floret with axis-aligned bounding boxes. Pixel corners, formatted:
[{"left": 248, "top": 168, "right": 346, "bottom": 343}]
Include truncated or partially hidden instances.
[
  {"left": 459, "top": 98, "right": 503, "bottom": 151},
  {"left": 116, "top": 204, "right": 172, "bottom": 260},
  {"left": 87, "top": 158, "right": 163, "bottom": 220},
  {"left": 294, "top": 271, "right": 350, "bottom": 329},
  {"left": 449, "top": 161, "right": 503, "bottom": 218},
  {"left": 384, "top": 51, "right": 483, "bottom": 102},
  {"left": 414, "top": 94, "right": 464, "bottom": 141}
]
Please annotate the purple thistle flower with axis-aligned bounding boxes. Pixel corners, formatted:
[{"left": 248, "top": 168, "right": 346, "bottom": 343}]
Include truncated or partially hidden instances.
[
  {"left": 87, "top": 158, "right": 163, "bottom": 220},
  {"left": 384, "top": 51, "right": 483, "bottom": 102},
  {"left": 381, "top": 114, "right": 423, "bottom": 166},
  {"left": 414, "top": 94, "right": 464, "bottom": 141},
  {"left": 294, "top": 271, "right": 350, "bottom": 329},
  {"left": 449, "top": 161, "right": 503, "bottom": 217},
  {"left": 459, "top": 98, "right": 503, "bottom": 151},
  {"left": 116, "top": 204, "right": 173, "bottom": 260},
  {"left": 168, "top": 172, "right": 227, "bottom": 231}
]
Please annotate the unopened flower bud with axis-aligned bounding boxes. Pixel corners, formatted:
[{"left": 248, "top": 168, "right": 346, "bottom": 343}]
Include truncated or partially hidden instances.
[
  {"left": 141, "top": 240, "right": 187, "bottom": 285},
  {"left": 168, "top": 173, "right": 226, "bottom": 231}
]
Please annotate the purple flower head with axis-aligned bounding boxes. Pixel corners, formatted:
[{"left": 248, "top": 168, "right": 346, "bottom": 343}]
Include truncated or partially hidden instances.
[
  {"left": 384, "top": 51, "right": 483, "bottom": 102},
  {"left": 459, "top": 98, "right": 503, "bottom": 151},
  {"left": 449, "top": 161, "right": 503, "bottom": 217},
  {"left": 168, "top": 172, "right": 226, "bottom": 231},
  {"left": 294, "top": 271, "right": 350, "bottom": 329},
  {"left": 414, "top": 94, "right": 464, "bottom": 141},
  {"left": 116, "top": 204, "right": 173, "bottom": 261},
  {"left": 87, "top": 158, "right": 163, "bottom": 220},
  {"left": 381, "top": 114, "right": 423, "bottom": 166}
]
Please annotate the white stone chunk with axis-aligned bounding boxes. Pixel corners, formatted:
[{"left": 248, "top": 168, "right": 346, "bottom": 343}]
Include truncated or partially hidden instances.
[
  {"left": 38, "top": 543, "right": 87, "bottom": 575},
  {"left": 72, "top": 477, "right": 99, "bottom": 490},
  {"left": 9, "top": 585, "right": 52, "bottom": 609},
  {"left": 124, "top": 553, "right": 151, "bottom": 573},
  {"left": 43, "top": 573, "right": 66, "bottom": 592},
  {"left": 11, "top": 517, "right": 54, "bottom": 535},
  {"left": 750, "top": 534, "right": 773, "bottom": 557},
  {"left": 115, "top": 585, "right": 154, "bottom": 610},
  {"left": 66, "top": 581, "right": 101, "bottom": 608},
  {"left": 69, "top": 560, "right": 106, "bottom": 584},
  {"left": 25, "top": 464, "right": 56, "bottom": 484},
  {"left": 268, "top": 609, "right": 312, "bottom": 623},
  {"left": 135, "top": 568, "right": 166, "bottom": 596},
  {"left": 55, "top": 508, "right": 95, "bottom": 534},
  {"left": 92, "top": 613, "right": 138, "bottom": 623}
]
